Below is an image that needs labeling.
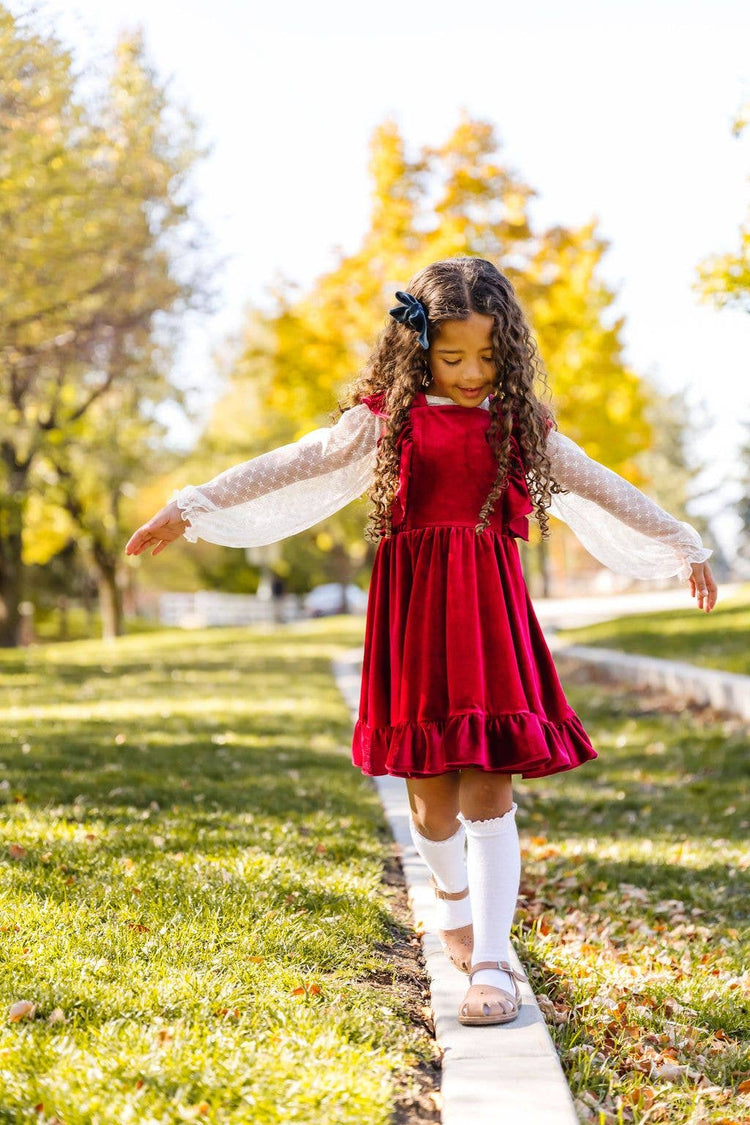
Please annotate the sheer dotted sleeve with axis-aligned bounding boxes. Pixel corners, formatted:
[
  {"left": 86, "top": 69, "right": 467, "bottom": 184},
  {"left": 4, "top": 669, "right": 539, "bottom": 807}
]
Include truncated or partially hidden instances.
[
  {"left": 545, "top": 428, "right": 713, "bottom": 581},
  {"left": 169, "top": 403, "right": 382, "bottom": 547}
]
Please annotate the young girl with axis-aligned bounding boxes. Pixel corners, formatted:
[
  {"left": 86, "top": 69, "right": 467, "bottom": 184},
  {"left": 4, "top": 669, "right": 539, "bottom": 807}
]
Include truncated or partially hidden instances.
[{"left": 125, "top": 257, "right": 717, "bottom": 1028}]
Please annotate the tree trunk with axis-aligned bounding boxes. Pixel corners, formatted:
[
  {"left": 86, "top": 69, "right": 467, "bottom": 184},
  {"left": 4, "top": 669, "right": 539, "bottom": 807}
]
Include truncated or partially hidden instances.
[
  {"left": 0, "top": 488, "right": 26, "bottom": 648},
  {"left": 331, "top": 542, "right": 353, "bottom": 614},
  {"left": 538, "top": 537, "right": 551, "bottom": 599},
  {"left": 95, "top": 559, "right": 123, "bottom": 640}
]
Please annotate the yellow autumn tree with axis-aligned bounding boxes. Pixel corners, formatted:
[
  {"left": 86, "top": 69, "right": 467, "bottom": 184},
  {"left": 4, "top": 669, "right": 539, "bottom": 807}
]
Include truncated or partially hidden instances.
[{"left": 178, "top": 110, "right": 691, "bottom": 595}]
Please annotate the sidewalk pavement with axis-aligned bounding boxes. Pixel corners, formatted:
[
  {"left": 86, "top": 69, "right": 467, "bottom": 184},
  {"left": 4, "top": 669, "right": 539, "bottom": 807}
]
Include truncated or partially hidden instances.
[{"left": 332, "top": 650, "right": 580, "bottom": 1125}]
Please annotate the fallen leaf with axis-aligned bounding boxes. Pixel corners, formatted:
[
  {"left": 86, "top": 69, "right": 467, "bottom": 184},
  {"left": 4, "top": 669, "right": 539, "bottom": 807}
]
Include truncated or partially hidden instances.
[
  {"left": 652, "top": 1060, "right": 689, "bottom": 1081},
  {"left": 624, "top": 1087, "right": 655, "bottom": 1109},
  {"left": 8, "top": 844, "right": 26, "bottom": 860},
  {"left": 536, "top": 994, "right": 556, "bottom": 1020},
  {"left": 47, "top": 1007, "right": 66, "bottom": 1025},
  {"left": 8, "top": 1000, "right": 36, "bottom": 1022}
]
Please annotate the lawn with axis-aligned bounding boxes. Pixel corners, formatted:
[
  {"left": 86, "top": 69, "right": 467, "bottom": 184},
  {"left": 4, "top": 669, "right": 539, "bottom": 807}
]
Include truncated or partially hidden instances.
[
  {"left": 0, "top": 619, "right": 439, "bottom": 1125},
  {"left": 556, "top": 584, "right": 750, "bottom": 676},
  {"left": 516, "top": 655, "right": 749, "bottom": 1124},
  {"left": 2, "top": 617, "right": 748, "bottom": 1125}
]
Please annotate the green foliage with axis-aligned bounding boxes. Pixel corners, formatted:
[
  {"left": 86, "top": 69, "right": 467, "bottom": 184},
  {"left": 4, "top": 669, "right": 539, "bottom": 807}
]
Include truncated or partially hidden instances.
[{"left": 0, "top": 9, "right": 213, "bottom": 642}]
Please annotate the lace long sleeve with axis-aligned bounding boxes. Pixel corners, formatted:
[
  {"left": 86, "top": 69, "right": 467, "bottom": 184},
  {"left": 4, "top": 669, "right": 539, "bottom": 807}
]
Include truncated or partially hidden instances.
[
  {"left": 169, "top": 403, "right": 382, "bottom": 547},
  {"left": 545, "top": 429, "right": 713, "bottom": 581}
]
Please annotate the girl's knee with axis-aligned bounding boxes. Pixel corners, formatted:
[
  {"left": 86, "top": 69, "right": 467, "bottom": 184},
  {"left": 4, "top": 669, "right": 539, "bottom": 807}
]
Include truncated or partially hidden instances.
[
  {"left": 459, "top": 767, "right": 514, "bottom": 819},
  {"left": 407, "top": 775, "right": 461, "bottom": 840},
  {"left": 410, "top": 808, "right": 461, "bottom": 841}
]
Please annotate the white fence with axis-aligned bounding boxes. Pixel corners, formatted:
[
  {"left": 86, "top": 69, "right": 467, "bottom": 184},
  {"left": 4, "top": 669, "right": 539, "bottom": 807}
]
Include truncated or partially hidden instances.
[{"left": 159, "top": 591, "right": 303, "bottom": 629}]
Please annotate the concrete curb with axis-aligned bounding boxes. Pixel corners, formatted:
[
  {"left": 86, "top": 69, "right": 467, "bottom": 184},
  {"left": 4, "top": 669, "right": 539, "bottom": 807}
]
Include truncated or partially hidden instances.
[
  {"left": 331, "top": 650, "right": 579, "bottom": 1125},
  {"left": 547, "top": 637, "right": 750, "bottom": 721}
]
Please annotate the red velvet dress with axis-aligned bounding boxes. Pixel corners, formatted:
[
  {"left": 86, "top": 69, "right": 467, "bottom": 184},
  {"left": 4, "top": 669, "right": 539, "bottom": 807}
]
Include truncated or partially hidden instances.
[{"left": 351, "top": 390, "right": 598, "bottom": 779}]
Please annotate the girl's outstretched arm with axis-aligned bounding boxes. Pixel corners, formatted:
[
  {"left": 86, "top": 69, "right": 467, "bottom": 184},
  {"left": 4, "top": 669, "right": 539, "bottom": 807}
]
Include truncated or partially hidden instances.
[
  {"left": 545, "top": 429, "right": 717, "bottom": 609},
  {"left": 125, "top": 404, "right": 382, "bottom": 556}
]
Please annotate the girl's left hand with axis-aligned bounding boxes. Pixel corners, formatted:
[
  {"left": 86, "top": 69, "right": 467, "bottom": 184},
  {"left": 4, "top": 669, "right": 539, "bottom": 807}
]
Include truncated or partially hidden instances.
[{"left": 688, "top": 561, "right": 718, "bottom": 613}]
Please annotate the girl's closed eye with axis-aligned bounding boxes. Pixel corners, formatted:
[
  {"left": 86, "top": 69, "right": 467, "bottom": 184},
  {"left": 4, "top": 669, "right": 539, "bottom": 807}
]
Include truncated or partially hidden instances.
[{"left": 444, "top": 357, "right": 495, "bottom": 367}]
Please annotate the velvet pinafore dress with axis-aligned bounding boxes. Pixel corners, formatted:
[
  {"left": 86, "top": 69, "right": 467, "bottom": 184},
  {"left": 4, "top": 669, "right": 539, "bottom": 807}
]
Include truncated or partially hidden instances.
[{"left": 351, "top": 390, "right": 598, "bottom": 779}]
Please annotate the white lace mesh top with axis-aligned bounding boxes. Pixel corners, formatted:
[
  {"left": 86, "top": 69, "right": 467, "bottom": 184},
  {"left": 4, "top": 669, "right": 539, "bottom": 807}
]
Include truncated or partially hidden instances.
[{"left": 170, "top": 394, "right": 712, "bottom": 582}]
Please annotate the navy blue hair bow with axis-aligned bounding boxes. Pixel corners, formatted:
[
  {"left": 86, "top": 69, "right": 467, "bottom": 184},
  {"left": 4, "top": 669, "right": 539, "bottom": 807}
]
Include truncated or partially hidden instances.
[{"left": 389, "top": 290, "right": 429, "bottom": 350}]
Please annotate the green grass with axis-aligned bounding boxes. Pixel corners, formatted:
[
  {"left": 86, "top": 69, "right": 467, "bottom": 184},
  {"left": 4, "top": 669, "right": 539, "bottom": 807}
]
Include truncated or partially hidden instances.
[
  {"left": 0, "top": 619, "right": 437, "bottom": 1124},
  {"left": 31, "top": 604, "right": 166, "bottom": 643},
  {"left": 515, "top": 656, "right": 749, "bottom": 1124},
  {"left": 556, "top": 583, "right": 750, "bottom": 675},
  {"left": 2, "top": 617, "right": 748, "bottom": 1124}
]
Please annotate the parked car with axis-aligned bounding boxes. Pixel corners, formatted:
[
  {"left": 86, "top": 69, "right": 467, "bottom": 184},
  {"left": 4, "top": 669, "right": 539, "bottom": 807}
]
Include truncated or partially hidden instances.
[{"left": 303, "top": 583, "right": 369, "bottom": 617}]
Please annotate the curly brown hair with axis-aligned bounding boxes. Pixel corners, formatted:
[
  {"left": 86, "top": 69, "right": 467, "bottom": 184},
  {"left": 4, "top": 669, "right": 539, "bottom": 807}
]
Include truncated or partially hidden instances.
[{"left": 333, "top": 256, "right": 566, "bottom": 543}]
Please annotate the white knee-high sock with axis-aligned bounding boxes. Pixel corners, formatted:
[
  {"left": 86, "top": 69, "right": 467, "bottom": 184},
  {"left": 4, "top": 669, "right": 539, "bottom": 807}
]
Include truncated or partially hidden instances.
[
  {"left": 408, "top": 815, "right": 473, "bottom": 929},
  {"left": 458, "top": 802, "right": 520, "bottom": 996}
]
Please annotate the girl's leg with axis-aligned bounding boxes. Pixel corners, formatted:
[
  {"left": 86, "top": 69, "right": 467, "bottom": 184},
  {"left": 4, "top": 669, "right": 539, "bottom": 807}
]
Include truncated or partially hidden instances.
[
  {"left": 406, "top": 773, "right": 472, "bottom": 930},
  {"left": 458, "top": 769, "right": 520, "bottom": 996}
]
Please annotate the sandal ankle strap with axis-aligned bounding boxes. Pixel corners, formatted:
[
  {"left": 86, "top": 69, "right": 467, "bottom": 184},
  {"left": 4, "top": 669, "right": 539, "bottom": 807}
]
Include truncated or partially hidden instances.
[
  {"left": 469, "top": 959, "right": 527, "bottom": 982},
  {"left": 429, "top": 874, "right": 469, "bottom": 900}
]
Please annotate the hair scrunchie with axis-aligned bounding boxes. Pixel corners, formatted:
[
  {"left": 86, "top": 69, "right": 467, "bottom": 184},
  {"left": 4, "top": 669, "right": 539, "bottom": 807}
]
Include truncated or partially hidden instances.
[{"left": 389, "top": 290, "right": 429, "bottom": 350}]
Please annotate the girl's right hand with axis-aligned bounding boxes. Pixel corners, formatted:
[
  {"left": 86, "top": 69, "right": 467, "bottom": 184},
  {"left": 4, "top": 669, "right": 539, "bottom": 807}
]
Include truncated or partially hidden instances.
[{"left": 125, "top": 501, "right": 189, "bottom": 558}]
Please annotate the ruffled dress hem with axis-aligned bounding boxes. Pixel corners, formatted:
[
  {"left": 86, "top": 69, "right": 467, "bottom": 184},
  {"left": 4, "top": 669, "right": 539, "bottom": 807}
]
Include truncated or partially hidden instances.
[{"left": 351, "top": 707, "right": 598, "bottom": 779}]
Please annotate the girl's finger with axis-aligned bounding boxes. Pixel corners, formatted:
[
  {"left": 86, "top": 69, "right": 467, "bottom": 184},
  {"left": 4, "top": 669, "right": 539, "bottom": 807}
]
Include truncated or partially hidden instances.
[
  {"left": 128, "top": 531, "right": 153, "bottom": 556},
  {"left": 126, "top": 511, "right": 171, "bottom": 555}
]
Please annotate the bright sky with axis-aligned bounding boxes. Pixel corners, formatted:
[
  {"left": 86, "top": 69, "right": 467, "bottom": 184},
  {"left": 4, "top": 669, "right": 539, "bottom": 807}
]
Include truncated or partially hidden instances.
[{"left": 18, "top": 0, "right": 750, "bottom": 559}]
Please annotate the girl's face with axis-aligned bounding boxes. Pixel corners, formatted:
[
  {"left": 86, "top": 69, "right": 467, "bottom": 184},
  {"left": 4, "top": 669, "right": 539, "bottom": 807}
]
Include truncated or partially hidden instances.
[{"left": 424, "top": 312, "right": 497, "bottom": 407}]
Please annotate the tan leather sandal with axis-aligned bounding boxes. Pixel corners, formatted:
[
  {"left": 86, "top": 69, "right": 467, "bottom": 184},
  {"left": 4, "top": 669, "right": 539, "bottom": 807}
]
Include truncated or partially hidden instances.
[
  {"left": 429, "top": 874, "right": 473, "bottom": 974},
  {"left": 458, "top": 959, "right": 527, "bottom": 1026}
]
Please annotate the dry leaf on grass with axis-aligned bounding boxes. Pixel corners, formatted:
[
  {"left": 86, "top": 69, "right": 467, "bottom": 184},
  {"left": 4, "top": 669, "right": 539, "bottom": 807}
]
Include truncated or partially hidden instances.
[
  {"left": 651, "top": 1059, "right": 691, "bottom": 1082},
  {"left": 8, "top": 1000, "right": 36, "bottom": 1022}
]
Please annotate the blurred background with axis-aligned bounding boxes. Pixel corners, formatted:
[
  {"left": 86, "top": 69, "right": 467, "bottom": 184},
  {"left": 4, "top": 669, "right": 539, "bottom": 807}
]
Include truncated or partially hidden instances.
[{"left": 1, "top": 0, "right": 748, "bottom": 645}]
